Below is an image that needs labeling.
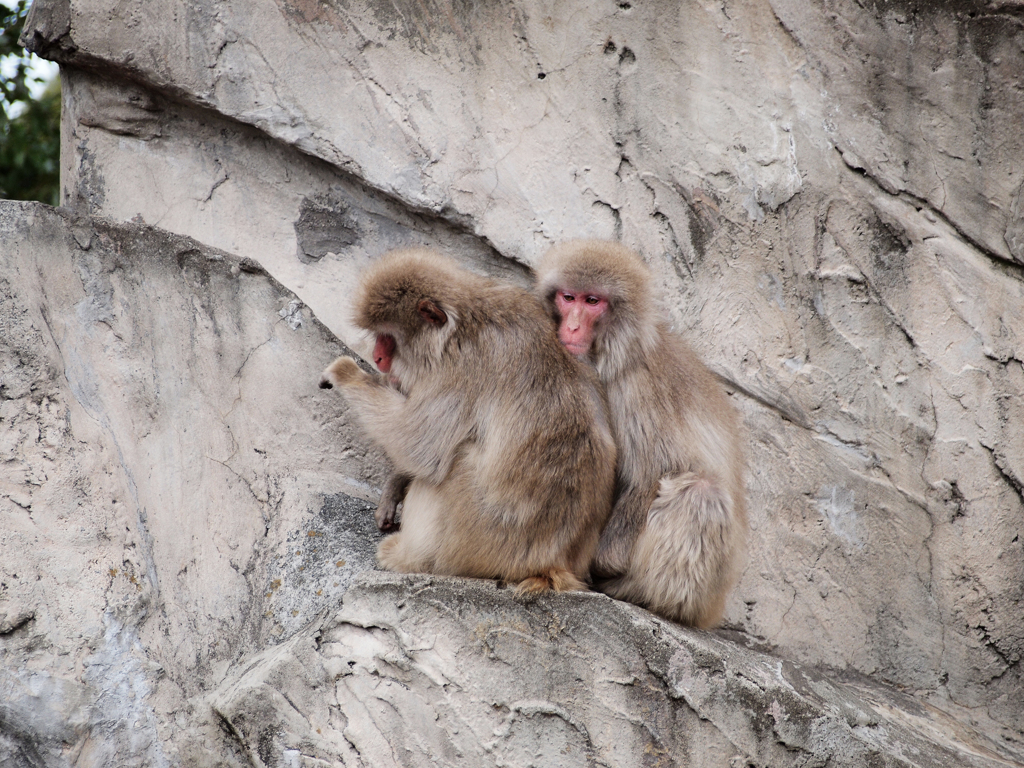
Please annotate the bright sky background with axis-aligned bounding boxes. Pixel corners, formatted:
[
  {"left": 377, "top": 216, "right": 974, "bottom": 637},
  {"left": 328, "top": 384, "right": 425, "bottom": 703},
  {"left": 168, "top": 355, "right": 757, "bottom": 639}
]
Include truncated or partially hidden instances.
[
  {"left": 0, "top": 54, "right": 58, "bottom": 116},
  {"left": 1, "top": 55, "right": 58, "bottom": 96}
]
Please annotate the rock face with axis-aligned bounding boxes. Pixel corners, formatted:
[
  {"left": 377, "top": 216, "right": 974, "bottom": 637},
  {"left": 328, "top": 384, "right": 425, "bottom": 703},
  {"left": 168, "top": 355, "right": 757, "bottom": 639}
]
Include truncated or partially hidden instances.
[
  {"left": 0, "top": 203, "right": 385, "bottom": 766},
  {"left": 14, "top": 206, "right": 1019, "bottom": 768},
  {"left": 4, "top": 0, "right": 1023, "bottom": 764},
  {"left": 212, "top": 572, "right": 1017, "bottom": 768}
]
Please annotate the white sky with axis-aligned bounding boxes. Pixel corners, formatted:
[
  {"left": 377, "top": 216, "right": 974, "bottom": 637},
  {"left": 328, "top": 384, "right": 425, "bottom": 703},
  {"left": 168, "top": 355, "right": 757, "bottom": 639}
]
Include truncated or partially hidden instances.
[
  {"left": 1, "top": 54, "right": 58, "bottom": 98},
  {"left": 1, "top": 54, "right": 58, "bottom": 117}
]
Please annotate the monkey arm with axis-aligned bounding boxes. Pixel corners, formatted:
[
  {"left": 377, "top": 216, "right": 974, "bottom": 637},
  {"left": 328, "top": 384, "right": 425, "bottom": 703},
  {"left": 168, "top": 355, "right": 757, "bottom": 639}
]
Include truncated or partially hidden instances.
[
  {"left": 332, "top": 372, "right": 472, "bottom": 484},
  {"left": 380, "top": 391, "right": 473, "bottom": 483},
  {"left": 592, "top": 480, "right": 659, "bottom": 579}
]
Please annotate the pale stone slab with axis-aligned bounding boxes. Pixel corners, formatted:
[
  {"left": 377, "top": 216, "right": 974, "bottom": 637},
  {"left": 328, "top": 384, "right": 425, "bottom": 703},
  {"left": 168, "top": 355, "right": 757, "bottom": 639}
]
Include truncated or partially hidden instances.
[
  {"left": 213, "top": 572, "right": 1020, "bottom": 768},
  {"left": 0, "top": 202, "right": 383, "bottom": 765}
]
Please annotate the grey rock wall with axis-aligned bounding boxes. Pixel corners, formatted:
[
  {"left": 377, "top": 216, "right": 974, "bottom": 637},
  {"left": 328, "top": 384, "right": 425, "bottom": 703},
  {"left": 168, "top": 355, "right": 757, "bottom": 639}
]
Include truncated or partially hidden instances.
[
  {"left": 11, "top": 203, "right": 1018, "bottom": 768},
  {"left": 5, "top": 0, "right": 1024, "bottom": 764},
  {"left": 0, "top": 203, "right": 383, "bottom": 765},
  {"left": 212, "top": 572, "right": 1015, "bottom": 768}
]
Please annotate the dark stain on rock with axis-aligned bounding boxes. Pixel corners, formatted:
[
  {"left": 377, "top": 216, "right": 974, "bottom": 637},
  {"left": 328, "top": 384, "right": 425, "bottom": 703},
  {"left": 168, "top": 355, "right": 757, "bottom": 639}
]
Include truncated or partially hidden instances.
[
  {"left": 335, "top": 0, "right": 480, "bottom": 65},
  {"left": 73, "top": 146, "right": 106, "bottom": 214},
  {"left": 618, "top": 46, "right": 636, "bottom": 72},
  {"left": 967, "top": 15, "right": 1024, "bottom": 65},
  {"left": 294, "top": 194, "right": 360, "bottom": 263},
  {"left": 257, "top": 727, "right": 277, "bottom": 766},
  {"left": 859, "top": 0, "right": 1014, "bottom": 15},
  {"left": 318, "top": 492, "right": 382, "bottom": 559},
  {"left": 865, "top": 209, "right": 911, "bottom": 291},
  {"left": 686, "top": 206, "right": 715, "bottom": 265},
  {"left": 278, "top": 0, "right": 349, "bottom": 33},
  {"left": 677, "top": 185, "right": 720, "bottom": 265}
]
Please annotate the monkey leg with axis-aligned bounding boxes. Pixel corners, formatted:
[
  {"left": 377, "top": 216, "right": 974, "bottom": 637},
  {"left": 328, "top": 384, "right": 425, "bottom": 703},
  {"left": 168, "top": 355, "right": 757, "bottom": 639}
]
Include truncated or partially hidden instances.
[
  {"left": 377, "top": 534, "right": 426, "bottom": 573},
  {"left": 375, "top": 479, "right": 442, "bottom": 574},
  {"left": 591, "top": 523, "right": 634, "bottom": 580},
  {"left": 604, "top": 472, "right": 735, "bottom": 628}
]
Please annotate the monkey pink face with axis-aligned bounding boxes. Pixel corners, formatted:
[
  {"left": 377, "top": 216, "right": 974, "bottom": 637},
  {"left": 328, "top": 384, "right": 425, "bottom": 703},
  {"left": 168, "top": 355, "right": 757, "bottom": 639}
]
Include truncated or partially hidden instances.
[
  {"left": 373, "top": 333, "right": 397, "bottom": 373},
  {"left": 554, "top": 291, "right": 608, "bottom": 357}
]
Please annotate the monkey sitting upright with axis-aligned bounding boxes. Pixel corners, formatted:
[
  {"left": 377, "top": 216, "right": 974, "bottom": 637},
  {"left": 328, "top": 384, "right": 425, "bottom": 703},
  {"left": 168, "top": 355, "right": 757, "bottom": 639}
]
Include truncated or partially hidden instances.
[
  {"left": 320, "top": 248, "right": 616, "bottom": 593},
  {"left": 535, "top": 240, "right": 748, "bottom": 627}
]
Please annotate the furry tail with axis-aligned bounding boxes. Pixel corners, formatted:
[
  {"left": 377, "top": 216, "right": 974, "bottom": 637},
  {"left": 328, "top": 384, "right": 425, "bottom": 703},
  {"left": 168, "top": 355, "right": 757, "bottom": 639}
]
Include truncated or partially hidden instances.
[{"left": 601, "top": 472, "right": 739, "bottom": 628}]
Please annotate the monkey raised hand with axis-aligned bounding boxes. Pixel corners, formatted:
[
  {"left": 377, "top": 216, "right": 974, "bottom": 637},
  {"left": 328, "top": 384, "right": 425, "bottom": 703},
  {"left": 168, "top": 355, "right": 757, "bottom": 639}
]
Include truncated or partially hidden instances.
[{"left": 318, "top": 356, "right": 364, "bottom": 389}]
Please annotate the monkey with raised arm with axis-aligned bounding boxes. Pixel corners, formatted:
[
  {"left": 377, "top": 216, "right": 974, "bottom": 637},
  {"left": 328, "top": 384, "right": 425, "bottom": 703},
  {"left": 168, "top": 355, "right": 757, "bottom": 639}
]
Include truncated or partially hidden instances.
[
  {"left": 320, "top": 248, "right": 616, "bottom": 593},
  {"left": 535, "top": 240, "right": 747, "bottom": 626}
]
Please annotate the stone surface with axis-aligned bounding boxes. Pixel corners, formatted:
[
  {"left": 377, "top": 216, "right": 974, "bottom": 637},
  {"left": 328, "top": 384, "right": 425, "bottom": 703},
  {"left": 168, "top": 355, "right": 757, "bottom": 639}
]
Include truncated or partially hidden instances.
[
  {"left": 213, "top": 572, "right": 1019, "bottom": 768},
  {"left": 1, "top": 200, "right": 1020, "bottom": 765},
  {"left": 53, "top": 67, "right": 531, "bottom": 355},
  {"left": 771, "top": 0, "right": 1024, "bottom": 266},
  {"left": 7, "top": 0, "right": 1024, "bottom": 763},
  {"left": 0, "top": 202, "right": 385, "bottom": 765}
]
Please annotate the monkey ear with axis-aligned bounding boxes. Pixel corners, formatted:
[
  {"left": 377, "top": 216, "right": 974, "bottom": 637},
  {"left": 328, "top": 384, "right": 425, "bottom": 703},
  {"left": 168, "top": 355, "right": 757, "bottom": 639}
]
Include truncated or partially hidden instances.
[{"left": 417, "top": 299, "right": 448, "bottom": 326}]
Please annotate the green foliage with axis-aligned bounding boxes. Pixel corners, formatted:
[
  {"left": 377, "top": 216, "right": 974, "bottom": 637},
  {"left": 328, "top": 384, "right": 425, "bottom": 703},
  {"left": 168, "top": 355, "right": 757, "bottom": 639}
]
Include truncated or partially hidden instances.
[
  {"left": 1, "top": 0, "right": 61, "bottom": 206},
  {"left": 1, "top": 1, "right": 34, "bottom": 101}
]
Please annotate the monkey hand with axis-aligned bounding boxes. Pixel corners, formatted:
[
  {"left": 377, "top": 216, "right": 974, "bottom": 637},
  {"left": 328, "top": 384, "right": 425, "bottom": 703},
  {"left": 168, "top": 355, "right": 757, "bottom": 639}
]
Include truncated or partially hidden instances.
[
  {"left": 319, "top": 356, "right": 363, "bottom": 389},
  {"left": 375, "top": 495, "right": 401, "bottom": 532},
  {"left": 591, "top": 538, "right": 631, "bottom": 580}
]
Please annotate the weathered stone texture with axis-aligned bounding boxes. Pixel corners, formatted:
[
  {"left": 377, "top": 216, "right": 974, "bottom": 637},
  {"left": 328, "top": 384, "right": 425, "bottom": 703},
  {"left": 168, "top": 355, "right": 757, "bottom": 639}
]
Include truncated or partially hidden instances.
[
  {"left": 9, "top": 205, "right": 1017, "bottom": 767},
  {"left": 0, "top": 203, "right": 383, "bottom": 765},
  {"left": 212, "top": 573, "right": 1017, "bottom": 768},
  {"left": 5, "top": 0, "right": 1024, "bottom": 764}
]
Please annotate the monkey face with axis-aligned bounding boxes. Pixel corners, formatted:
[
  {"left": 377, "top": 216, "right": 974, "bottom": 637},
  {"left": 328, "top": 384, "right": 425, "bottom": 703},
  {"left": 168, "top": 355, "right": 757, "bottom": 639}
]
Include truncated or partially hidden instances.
[
  {"left": 363, "top": 296, "right": 451, "bottom": 391},
  {"left": 554, "top": 290, "right": 609, "bottom": 357}
]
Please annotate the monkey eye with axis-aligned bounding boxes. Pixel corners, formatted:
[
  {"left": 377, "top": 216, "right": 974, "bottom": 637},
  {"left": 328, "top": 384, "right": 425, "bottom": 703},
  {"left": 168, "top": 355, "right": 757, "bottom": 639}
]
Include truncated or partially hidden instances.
[
  {"left": 585, "top": 295, "right": 601, "bottom": 305},
  {"left": 561, "top": 293, "right": 576, "bottom": 303}
]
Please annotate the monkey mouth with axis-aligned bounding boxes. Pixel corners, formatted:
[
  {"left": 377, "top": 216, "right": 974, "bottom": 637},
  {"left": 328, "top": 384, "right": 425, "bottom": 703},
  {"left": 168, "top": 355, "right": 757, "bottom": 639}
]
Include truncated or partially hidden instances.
[
  {"left": 373, "top": 333, "right": 396, "bottom": 373},
  {"left": 563, "top": 341, "right": 589, "bottom": 357}
]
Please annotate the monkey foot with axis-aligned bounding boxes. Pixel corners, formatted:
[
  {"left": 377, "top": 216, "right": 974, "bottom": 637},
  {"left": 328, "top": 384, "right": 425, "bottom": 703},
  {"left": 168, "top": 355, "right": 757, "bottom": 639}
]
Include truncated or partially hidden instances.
[{"left": 514, "top": 569, "right": 586, "bottom": 595}]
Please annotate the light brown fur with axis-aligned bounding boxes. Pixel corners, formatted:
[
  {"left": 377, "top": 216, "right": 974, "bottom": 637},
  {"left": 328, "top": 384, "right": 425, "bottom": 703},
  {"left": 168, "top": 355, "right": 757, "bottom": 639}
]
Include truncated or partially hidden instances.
[
  {"left": 535, "top": 240, "right": 748, "bottom": 626},
  {"left": 320, "top": 248, "right": 617, "bottom": 593}
]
